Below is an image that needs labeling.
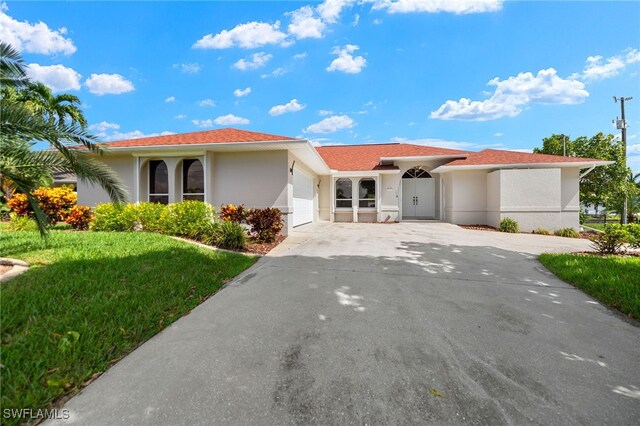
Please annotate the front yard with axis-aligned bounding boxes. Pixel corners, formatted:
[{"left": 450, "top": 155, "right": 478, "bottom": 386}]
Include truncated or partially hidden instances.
[
  {"left": 539, "top": 253, "right": 640, "bottom": 320},
  {"left": 0, "top": 229, "right": 256, "bottom": 421}
]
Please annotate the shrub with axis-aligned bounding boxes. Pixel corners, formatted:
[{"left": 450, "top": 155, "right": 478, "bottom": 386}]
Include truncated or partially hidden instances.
[
  {"left": 626, "top": 223, "right": 640, "bottom": 249},
  {"left": 246, "top": 207, "right": 284, "bottom": 242},
  {"left": 8, "top": 213, "right": 38, "bottom": 231},
  {"left": 579, "top": 211, "right": 587, "bottom": 225},
  {"left": 532, "top": 228, "right": 552, "bottom": 235},
  {"left": 135, "top": 202, "right": 168, "bottom": 233},
  {"left": 554, "top": 227, "right": 580, "bottom": 238},
  {"left": 208, "top": 220, "right": 247, "bottom": 250},
  {"left": 91, "top": 203, "right": 137, "bottom": 232},
  {"left": 590, "top": 224, "right": 629, "bottom": 255},
  {"left": 65, "top": 205, "right": 93, "bottom": 230},
  {"left": 498, "top": 217, "right": 519, "bottom": 233},
  {"left": 6, "top": 185, "right": 77, "bottom": 223},
  {"left": 161, "top": 200, "right": 215, "bottom": 239},
  {"left": 219, "top": 204, "right": 246, "bottom": 223}
]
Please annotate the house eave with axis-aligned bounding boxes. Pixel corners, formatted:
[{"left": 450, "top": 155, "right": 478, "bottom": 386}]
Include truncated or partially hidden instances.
[{"left": 431, "top": 161, "right": 613, "bottom": 174}]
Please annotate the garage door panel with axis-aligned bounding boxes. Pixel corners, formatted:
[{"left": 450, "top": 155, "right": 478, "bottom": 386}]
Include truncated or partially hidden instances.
[{"left": 293, "top": 169, "right": 314, "bottom": 227}]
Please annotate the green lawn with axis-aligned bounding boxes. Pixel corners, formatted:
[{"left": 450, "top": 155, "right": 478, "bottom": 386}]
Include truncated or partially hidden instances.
[
  {"left": 0, "top": 229, "right": 256, "bottom": 421},
  {"left": 539, "top": 253, "right": 640, "bottom": 319}
]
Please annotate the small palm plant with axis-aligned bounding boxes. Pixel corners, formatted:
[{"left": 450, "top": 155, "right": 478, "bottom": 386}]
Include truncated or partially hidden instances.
[{"left": 0, "top": 41, "right": 128, "bottom": 236}]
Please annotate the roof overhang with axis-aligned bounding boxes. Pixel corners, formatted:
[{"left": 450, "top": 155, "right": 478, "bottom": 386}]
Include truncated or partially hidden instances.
[
  {"left": 330, "top": 169, "right": 400, "bottom": 177},
  {"left": 98, "top": 139, "right": 332, "bottom": 175},
  {"left": 431, "top": 160, "right": 613, "bottom": 174},
  {"left": 379, "top": 154, "right": 468, "bottom": 163}
]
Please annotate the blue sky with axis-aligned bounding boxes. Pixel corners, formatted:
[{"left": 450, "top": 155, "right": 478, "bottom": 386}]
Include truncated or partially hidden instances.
[{"left": 3, "top": 1, "right": 639, "bottom": 171}]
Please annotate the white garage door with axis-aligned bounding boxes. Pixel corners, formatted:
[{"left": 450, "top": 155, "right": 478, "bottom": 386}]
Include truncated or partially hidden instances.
[{"left": 293, "top": 168, "right": 314, "bottom": 227}]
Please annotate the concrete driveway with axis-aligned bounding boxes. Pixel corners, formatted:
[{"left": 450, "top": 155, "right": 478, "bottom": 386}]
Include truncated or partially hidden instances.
[{"left": 50, "top": 223, "right": 639, "bottom": 425}]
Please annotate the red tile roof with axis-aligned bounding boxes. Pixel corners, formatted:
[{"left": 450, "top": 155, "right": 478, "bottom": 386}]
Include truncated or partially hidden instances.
[
  {"left": 443, "top": 149, "right": 607, "bottom": 167},
  {"left": 315, "top": 143, "right": 468, "bottom": 171},
  {"left": 103, "top": 128, "right": 298, "bottom": 148}
]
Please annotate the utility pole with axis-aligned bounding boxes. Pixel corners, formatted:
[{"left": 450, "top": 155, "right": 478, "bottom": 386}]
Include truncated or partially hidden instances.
[
  {"left": 614, "top": 96, "right": 633, "bottom": 224},
  {"left": 562, "top": 134, "right": 566, "bottom": 157}
]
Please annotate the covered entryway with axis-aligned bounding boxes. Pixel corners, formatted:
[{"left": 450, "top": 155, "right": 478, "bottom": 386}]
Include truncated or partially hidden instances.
[
  {"left": 292, "top": 168, "right": 314, "bottom": 226},
  {"left": 402, "top": 167, "right": 435, "bottom": 219}
]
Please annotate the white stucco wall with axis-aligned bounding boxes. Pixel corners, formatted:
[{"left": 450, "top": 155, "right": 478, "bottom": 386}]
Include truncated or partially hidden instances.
[
  {"left": 77, "top": 155, "right": 135, "bottom": 206},
  {"left": 318, "top": 176, "right": 331, "bottom": 221},
  {"left": 445, "top": 170, "right": 488, "bottom": 225},
  {"left": 481, "top": 168, "right": 580, "bottom": 232},
  {"left": 212, "top": 151, "right": 288, "bottom": 208}
]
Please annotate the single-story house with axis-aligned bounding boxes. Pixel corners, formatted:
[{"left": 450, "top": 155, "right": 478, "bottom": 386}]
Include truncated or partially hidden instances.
[{"left": 78, "top": 128, "right": 611, "bottom": 235}]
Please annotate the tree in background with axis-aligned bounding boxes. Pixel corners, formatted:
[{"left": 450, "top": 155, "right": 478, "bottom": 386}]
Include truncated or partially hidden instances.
[
  {"left": 18, "top": 82, "right": 88, "bottom": 129},
  {"left": 0, "top": 41, "right": 128, "bottom": 236}
]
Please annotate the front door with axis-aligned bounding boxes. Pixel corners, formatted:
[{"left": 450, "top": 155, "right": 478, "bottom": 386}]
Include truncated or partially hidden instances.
[{"left": 402, "top": 167, "right": 435, "bottom": 219}]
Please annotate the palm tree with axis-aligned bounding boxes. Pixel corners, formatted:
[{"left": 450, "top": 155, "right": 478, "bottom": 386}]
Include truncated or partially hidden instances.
[
  {"left": 0, "top": 41, "right": 128, "bottom": 236},
  {"left": 19, "top": 82, "right": 88, "bottom": 129}
]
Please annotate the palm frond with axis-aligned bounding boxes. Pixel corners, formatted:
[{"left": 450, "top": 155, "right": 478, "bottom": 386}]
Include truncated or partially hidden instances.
[{"left": 0, "top": 41, "right": 29, "bottom": 88}]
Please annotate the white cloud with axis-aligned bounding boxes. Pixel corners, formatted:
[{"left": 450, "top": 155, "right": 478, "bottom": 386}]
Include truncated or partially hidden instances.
[
  {"left": 304, "top": 115, "right": 354, "bottom": 133},
  {"left": 198, "top": 98, "right": 216, "bottom": 107},
  {"left": 233, "top": 52, "right": 273, "bottom": 71},
  {"left": 494, "top": 132, "right": 503, "bottom": 137},
  {"left": 26, "top": 63, "right": 81, "bottom": 92},
  {"left": 192, "top": 119, "right": 214, "bottom": 128},
  {"left": 233, "top": 87, "right": 252, "bottom": 97},
  {"left": 430, "top": 68, "right": 588, "bottom": 121},
  {"left": 174, "top": 114, "right": 187, "bottom": 119},
  {"left": 214, "top": 114, "right": 250, "bottom": 126},
  {"left": 318, "top": 109, "right": 333, "bottom": 116},
  {"left": 0, "top": 7, "right": 76, "bottom": 55},
  {"left": 261, "top": 67, "right": 287, "bottom": 78},
  {"left": 287, "top": 6, "right": 327, "bottom": 39},
  {"left": 89, "top": 121, "right": 120, "bottom": 133},
  {"left": 317, "top": 0, "right": 354, "bottom": 23},
  {"left": 165, "top": 96, "right": 175, "bottom": 103},
  {"left": 390, "top": 136, "right": 475, "bottom": 151},
  {"left": 85, "top": 73, "right": 135, "bottom": 96},
  {"left": 373, "top": 18, "right": 383, "bottom": 24},
  {"left": 104, "top": 130, "right": 175, "bottom": 142},
  {"left": 327, "top": 44, "right": 367, "bottom": 74},
  {"left": 352, "top": 13, "right": 360, "bottom": 26},
  {"left": 573, "top": 48, "right": 640, "bottom": 81},
  {"left": 173, "top": 63, "right": 201, "bottom": 74},
  {"left": 370, "top": 0, "right": 503, "bottom": 14},
  {"left": 87, "top": 121, "right": 174, "bottom": 141},
  {"left": 193, "top": 21, "right": 288, "bottom": 49},
  {"left": 269, "top": 99, "right": 306, "bottom": 116},
  {"left": 293, "top": 52, "right": 307, "bottom": 60}
]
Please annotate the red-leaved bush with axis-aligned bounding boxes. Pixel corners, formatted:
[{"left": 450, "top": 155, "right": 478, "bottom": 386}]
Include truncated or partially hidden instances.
[
  {"left": 219, "top": 204, "right": 246, "bottom": 223},
  {"left": 65, "top": 205, "right": 94, "bottom": 230},
  {"left": 7, "top": 186, "right": 77, "bottom": 223},
  {"left": 245, "top": 207, "right": 283, "bottom": 242}
]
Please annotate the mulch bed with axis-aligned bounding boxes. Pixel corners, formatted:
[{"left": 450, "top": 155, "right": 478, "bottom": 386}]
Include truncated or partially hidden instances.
[
  {"left": 458, "top": 224, "right": 497, "bottom": 231},
  {"left": 244, "top": 235, "right": 286, "bottom": 255},
  {"left": 571, "top": 251, "right": 640, "bottom": 258}
]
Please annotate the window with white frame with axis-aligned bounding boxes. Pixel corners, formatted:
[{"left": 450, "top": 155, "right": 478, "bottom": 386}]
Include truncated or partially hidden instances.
[
  {"left": 149, "top": 160, "right": 169, "bottom": 204},
  {"left": 182, "top": 159, "right": 204, "bottom": 201},
  {"left": 359, "top": 178, "right": 376, "bottom": 208},
  {"left": 335, "top": 178, "right": 352, "bottom": 208}
]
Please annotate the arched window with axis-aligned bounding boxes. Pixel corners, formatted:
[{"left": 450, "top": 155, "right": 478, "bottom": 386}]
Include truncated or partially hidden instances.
[
  {"left": 335, "top": 178, "right": 352, "bottom": 208},
  {"left": 402, "top": 167, "right": 432, "bottom": 179},
  {"left": 359, "top": 178, "right": 376, "bottom": 208},
  {"left": 149, "top": 160, "right": 168, "bottom": 204},
  {"left": 182, "top": 159, "right": 204, "bottom": 201}
]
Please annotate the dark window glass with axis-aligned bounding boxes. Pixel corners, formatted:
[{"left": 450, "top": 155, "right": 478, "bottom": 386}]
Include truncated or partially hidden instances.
[
  {"left": 149, "top": 160, "right": 168, "bottom": 194},
  {"left": 149, "top": 195, "right": 169, "bottom": 205},
  {"left": 336, "top": 178, "right": 352, "bottom": 208},
  {"left": 402, "top": 167, "right": 432, "bottom": 179},
  {"left": 183, "top": 159, "right": 204, "bottom": 194},
  {"left": 359, "top": 179, "right": 376, "bottom": 208}
]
